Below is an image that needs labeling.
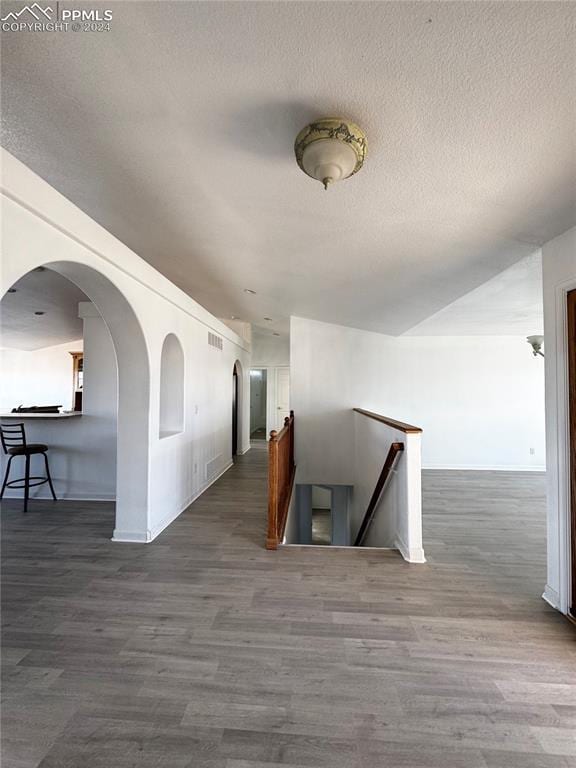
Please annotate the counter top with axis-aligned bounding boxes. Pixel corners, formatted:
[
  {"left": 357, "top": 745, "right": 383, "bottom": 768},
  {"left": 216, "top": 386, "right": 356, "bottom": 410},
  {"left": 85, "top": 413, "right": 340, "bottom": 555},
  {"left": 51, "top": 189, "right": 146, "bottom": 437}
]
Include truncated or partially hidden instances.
[{"left": 0, "top": 412, "right": 82, "bottom": 419}]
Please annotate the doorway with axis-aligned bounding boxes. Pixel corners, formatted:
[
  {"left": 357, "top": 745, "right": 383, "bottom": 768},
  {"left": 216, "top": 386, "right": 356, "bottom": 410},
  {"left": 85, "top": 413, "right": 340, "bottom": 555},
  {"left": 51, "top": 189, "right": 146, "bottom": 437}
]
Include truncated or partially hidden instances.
[
  {"left": 311, "top": 485, "right": 332, "bottom": 545},
  {"left": 250, "top": 369, "right": 267, "bottom": 440},
  {"left": 0, "top": 267, "right": 120, "bottom": 520},
  {"left": 568, "top": 289, "right": 576, "bottom": 617},
  {"left": 275, "top": 367, "right": 290, "bottom": 429},
  {"left": 1, "top": 261, "right": 150, "bottom": 540},
  {"left": 232, "top": 363, "right": 239, "bottom": 455}
]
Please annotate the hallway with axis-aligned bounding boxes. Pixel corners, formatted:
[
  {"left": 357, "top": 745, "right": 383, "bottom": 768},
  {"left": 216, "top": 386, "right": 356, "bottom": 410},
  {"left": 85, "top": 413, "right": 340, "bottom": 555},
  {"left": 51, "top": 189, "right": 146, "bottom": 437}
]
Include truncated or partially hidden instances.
[{"left": 2, "top": 444, "right": 575, "bottom": 768}]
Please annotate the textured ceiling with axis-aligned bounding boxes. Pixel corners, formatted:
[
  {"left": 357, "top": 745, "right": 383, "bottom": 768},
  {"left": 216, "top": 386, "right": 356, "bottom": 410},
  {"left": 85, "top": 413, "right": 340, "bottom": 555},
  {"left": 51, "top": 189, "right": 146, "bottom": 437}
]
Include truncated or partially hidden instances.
[
  {"left": 0, "top": 269, "right": 87, "bottom": 350},
  {"left": 405, "top": 252, "right": 543, "bottom": 336},
  {"left": 1, "top": 1, "right": 575, "bottom": 336}
]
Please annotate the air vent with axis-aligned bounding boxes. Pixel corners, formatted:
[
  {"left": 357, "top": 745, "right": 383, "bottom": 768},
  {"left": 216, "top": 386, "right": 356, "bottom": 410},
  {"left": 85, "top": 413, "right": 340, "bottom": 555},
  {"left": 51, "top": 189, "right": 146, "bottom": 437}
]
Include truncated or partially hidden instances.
[{"left": 208, "top": 332, "right": 223, "bottom": 351}]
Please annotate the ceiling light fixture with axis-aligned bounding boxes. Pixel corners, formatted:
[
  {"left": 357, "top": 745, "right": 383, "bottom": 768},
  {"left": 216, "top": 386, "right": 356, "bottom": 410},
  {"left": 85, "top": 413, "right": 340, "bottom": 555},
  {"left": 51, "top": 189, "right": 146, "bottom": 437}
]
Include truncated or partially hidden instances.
[
  {"left": 527, "top": 335, "right": 544, "bottom": 358},
  {"left": 244, "top": 288, "right": 256, "bottom": 295},
  {"left": 295, "top": 117, "right": 367, "bottom": 190}
]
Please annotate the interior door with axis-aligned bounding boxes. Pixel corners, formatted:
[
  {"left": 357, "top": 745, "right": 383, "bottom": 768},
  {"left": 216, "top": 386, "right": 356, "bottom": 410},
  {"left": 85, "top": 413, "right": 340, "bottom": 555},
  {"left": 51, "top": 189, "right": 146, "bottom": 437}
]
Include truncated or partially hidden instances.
[
  {"left": 276, "top": 367, "right": 290, "bottom": 430},
  {"left": 568, "top": 289, "right": 576, "bottom": 617}
]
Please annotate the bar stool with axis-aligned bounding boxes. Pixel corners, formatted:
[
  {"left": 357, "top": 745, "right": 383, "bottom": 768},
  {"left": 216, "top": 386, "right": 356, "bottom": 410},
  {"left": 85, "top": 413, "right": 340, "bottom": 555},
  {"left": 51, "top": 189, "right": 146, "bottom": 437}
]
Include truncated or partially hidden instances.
[{"left": 0, "top": 423, "right": 57, "bottom": 513}]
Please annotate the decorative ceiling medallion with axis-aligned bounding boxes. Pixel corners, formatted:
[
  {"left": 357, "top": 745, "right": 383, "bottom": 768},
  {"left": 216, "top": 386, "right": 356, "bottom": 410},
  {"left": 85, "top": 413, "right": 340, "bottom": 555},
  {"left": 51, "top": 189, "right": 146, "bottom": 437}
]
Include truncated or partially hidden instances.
[{"left": 294, "top": 117, "right": 367, "bottom": 190}]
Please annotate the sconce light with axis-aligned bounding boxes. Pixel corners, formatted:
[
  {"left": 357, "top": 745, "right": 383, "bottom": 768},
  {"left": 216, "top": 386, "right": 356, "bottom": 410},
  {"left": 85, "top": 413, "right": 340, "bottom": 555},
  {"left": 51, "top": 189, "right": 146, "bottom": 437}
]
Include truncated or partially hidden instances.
[{"left": 527, "top": 335, "right": 544, "bottom": 358}]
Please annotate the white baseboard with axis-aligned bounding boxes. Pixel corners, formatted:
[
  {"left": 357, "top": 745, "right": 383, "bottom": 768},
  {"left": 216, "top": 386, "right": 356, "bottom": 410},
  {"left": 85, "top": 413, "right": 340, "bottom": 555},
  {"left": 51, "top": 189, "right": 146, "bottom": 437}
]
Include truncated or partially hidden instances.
[
  {"left": 139, "top": 460, "right": 235, "bottom": 544},
  {"left": 422, "top": 465, "right": 546, "bottom": 472},
  {"left": 111, "top": 530, "right": 149, "bottom": 543},
  {"left": 2, "top": 491, "right": 115, "bottom": 502},
  {"left": 238, "top": 445, "right": 251, "bottom": 455},
  {"left": 542, "top": 584, "right": 560, "bottom": 610},
  {"left": 281, "top": 543, "right": 396, "bottom": 551},
  {"left": 395, "top": 536, "right": 426, "bottom": 564},
  {"left": 281, "top": 540, "right": 426, "bottom": 564}
]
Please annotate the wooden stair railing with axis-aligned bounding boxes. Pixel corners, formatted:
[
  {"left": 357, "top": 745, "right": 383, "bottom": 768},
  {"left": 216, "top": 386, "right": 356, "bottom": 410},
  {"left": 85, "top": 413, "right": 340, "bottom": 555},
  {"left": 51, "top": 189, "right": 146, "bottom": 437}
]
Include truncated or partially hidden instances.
[
  {"left": 354, "top": 441, "right": 404, "bottom": 546},
  {"left": 266, "top": 411, "right": 295, "bottom": 550}
]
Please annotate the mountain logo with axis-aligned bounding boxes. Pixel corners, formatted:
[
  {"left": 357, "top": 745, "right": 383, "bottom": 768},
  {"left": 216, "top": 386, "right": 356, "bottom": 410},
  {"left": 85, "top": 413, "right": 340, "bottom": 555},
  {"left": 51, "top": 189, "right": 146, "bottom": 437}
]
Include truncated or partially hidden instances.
[{"left": 1, "top": 3, "right": 53, "bottom": 21}]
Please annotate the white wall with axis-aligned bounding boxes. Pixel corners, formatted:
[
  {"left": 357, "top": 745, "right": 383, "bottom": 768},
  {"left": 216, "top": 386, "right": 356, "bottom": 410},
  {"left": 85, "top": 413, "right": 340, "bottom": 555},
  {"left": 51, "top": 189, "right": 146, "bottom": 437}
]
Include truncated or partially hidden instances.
[
  {"left": 1, "top": 149, "right": 251, "bottom": 542},
  {"left": 252, "top": 330, "right": 290, "bottom": 367},
  {"left": 221, "top": 319, "right": 252, "bottom": 345},
  {"left": 0, "top": 339, "right": 82, "bottom": 412},
  {"left": 542, "top": 226, "right": 576, "bottom": 614},
  {"left": 312, "top": 486, "right": 331, "bottom": 509},
  {"left": 352, "top": 412, "right": 424, "bottom": 563},
  {"left": 291, "top": 315, "right": 546, "bottom": 485},
  {"left": 251, "top": 330, "right": 291, "bottom": 438},
  {"left": 79, "top": 303, "right": 117, "bottom": 499}
]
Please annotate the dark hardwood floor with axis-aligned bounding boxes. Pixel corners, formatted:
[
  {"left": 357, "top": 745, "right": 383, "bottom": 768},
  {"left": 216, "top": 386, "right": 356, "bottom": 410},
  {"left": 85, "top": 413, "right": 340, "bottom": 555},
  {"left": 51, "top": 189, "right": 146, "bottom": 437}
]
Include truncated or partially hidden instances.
[{"left": 2, "top": 444, "right": 575, "bottom": 767}]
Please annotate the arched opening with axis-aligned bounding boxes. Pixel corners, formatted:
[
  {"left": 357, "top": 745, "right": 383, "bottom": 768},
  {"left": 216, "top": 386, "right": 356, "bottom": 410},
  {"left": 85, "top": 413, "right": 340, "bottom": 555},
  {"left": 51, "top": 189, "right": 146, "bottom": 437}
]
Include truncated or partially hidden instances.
[
  {"left": 232, "top": 360, "right": 243, "bottom": 457},
  {"left": 159, "top": 334, "right": 184, "bottom": 438},
  {"left": 0, "top": 260, "right": 150, "bottom": 541}
]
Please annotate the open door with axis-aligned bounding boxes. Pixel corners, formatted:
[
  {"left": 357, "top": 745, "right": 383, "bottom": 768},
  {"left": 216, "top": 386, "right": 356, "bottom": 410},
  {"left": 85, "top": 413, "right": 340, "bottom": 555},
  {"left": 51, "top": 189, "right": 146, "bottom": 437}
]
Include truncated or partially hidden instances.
[
  {"left": 232, "top": 364, "right": 238, "bottom": 456},
  {"left": 568, "top": 289, "right": 576, "bottom": 617},
  {"left": 275, "top": 367, "right": 290, "bottom": 430}
]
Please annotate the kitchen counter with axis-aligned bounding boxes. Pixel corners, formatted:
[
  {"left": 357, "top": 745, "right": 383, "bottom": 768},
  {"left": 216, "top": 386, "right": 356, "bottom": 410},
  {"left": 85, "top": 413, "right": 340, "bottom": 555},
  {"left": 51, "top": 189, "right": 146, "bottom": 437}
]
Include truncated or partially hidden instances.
[{"left": 0, "top": 412, "right": 82, "bottom": 419}]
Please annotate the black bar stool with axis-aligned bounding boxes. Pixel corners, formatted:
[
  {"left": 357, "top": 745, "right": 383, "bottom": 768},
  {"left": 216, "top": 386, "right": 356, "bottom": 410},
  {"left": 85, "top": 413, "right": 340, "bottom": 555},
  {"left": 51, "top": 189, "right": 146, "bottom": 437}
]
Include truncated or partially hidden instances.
[{"left": 0, "top": 423, "right": 57, "bottom": 513}]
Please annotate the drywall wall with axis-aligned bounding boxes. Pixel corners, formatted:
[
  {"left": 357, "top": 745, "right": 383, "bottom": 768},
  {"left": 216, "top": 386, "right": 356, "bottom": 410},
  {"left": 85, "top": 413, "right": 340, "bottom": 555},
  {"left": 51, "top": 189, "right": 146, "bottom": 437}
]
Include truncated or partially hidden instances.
[
  {"left": 542, "top": 226, "right": 576, "bottom": 614},
  {"left": 1, "top": 148, "right": 250, "bottom": 541},
  {"left": 312, "top": 486, "right": 331, "bottom": 509},
  {"left": 352, "top": 411, "right": 424, "bottom": 562},
  {"left": 77, "top": 303, "right": 117, "bottom": 498},
  {"left": 251, "top": 330, "right": 291, "bottom": 437},
  {"left": 291, "top": 315, "right": 546, "bottom": 484},
  {"left": 221, "top": 319, "right": 252, "bottom": 345},
  {"left": 251, "top": 329, "right": 290, "bottom": 367},
  {"left": 0, "top": 339, "right": 83, "bottom": 412}
]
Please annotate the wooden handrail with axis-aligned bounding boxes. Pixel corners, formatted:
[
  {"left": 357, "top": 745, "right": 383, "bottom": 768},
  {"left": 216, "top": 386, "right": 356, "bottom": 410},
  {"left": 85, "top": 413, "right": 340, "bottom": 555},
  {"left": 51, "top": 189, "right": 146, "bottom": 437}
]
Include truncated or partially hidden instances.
[
  {"left": 266, "top": 410, "right": 295, "bottom": 550},
  {"left": 354, "top": 441, "right": 404, "bottom": 546},
  {"left": 353, "top": 408, "right": 422, "bottom": 434}
]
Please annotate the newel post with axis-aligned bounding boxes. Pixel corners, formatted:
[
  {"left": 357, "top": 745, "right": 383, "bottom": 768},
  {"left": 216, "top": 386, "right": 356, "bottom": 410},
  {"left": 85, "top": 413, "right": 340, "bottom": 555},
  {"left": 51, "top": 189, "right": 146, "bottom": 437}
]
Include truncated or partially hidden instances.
[{"left": 266, "top": 430, "right": 279, "bottom": 550}]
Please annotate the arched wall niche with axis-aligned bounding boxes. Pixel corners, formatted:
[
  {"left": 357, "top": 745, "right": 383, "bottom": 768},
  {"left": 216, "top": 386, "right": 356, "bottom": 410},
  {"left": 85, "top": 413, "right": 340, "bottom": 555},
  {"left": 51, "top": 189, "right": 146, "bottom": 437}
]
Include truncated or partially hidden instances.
[
  {"left": 159, "top": 333, "right": 185, "bottom": 438},
  {"left": 1, "top": 259, "right": 151, "bottom": 542}
]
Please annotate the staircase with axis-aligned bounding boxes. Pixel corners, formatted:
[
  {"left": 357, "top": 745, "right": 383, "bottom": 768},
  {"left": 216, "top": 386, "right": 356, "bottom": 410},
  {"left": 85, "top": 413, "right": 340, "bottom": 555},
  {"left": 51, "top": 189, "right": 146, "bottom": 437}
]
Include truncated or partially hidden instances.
[{"left": 266, "top": 408, "right": 426, "bottom": 562}]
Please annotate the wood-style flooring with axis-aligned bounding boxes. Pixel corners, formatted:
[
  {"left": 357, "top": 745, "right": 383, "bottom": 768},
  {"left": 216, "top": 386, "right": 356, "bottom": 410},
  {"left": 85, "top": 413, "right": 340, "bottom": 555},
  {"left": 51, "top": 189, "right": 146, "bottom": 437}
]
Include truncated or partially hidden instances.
[{"left": 2, "top": 444, "right": 575, "bottom": 767}]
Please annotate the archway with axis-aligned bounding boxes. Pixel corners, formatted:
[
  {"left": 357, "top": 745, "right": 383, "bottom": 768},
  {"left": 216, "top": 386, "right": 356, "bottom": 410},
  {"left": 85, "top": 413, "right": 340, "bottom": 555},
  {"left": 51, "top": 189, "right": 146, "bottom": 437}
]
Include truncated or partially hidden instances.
[
  {"left": 1, "top": 260, "right": 150, "bottom": 541},
  {"left": 232, "top": 360, "right": 244, "bottom": 456}
]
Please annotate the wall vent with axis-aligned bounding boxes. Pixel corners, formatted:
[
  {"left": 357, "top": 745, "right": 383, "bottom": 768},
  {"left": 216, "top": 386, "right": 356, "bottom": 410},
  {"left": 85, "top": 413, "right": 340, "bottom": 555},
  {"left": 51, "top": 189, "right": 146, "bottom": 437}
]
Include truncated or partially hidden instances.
[{"left": 208, "top": 332, "right": 223, "bottom": 351}]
